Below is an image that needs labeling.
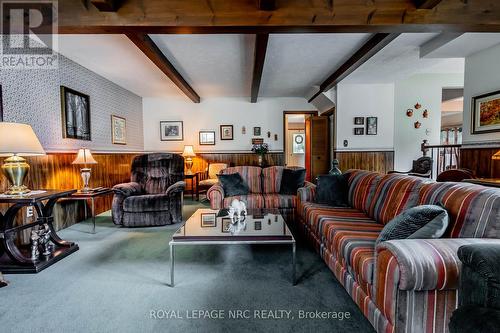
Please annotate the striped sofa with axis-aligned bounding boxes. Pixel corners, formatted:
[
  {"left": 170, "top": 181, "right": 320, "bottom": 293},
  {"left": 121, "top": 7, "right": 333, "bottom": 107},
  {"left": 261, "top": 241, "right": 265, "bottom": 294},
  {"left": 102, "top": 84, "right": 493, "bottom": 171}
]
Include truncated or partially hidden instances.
[
  {"left": 297, "top": 170, "right": 500, "bottom": 333},
  {"left": 207, "top": 166, "right": 308, "bottom": 221}
]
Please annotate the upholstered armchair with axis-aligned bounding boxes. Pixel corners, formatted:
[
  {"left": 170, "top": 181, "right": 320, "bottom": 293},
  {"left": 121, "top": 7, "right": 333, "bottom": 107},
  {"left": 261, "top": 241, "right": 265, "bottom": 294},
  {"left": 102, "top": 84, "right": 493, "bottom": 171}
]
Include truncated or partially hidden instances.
[
  {"left": 388, "top": 156, "right": 433, "bottom": 178},
  {"left": 196, "top": 162, "right": 227, "bottom": 200},
  {"left": 112, "top": 153, "right": 185, "bottom": 227},
  {"left": 449, "top": 244, "right": 500, "bottom": 333}
]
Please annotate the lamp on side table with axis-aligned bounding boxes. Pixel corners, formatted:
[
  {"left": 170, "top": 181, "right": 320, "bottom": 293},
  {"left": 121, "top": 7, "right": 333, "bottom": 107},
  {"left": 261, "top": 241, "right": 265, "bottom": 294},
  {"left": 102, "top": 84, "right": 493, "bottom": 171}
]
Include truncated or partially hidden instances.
[{"left": 72, "top": 148, "right": 98, "bottom": 193}]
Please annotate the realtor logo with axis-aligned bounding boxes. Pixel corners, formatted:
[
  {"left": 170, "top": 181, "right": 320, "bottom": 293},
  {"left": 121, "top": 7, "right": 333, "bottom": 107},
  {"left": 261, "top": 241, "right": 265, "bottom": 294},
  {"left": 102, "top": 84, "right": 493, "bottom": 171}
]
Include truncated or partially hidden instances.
[{"left": 0, "top": 0, "right": 58, "bottom": 69}]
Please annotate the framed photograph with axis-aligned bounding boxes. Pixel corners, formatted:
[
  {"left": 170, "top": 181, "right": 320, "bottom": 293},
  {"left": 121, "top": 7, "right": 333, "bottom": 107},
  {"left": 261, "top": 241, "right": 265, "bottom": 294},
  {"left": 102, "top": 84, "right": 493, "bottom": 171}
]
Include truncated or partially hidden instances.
[
  {"left": 60, "top": 86, "right": 91, "bottom": 140},
  {"left": 221, "top": 218, "right": 232, "bottom": 233},
  {"left": 253, "top": 127, "right": 261, "bottom": 136},
  {"left": 160, "top": 121, "right": 183, "bottom": 141},
  {"left": 199, "top": 130, "right": 216, "bottom": 145},
  {"left": 111, "top": 115, "right": 126, "bottom": 145},
  {"left": 354, "top": 117, "right": 364, "bottom": 125},
  {"left": 471, "top": 90, "right": 500, "bottom": 134},
  {"left": 201, "top": 213, "right": 217, "bottom": 228},
  {"left": 220, "top": 125, "right": 234, "bottom": 140},
  {"left": 254, "top": 221, "right": 262, "bottom": 231},
  {"left": 366, "top": 117, "right": 378, "bottom": 135},
  {"left": 354, "top": 128, "right": 364, "bottom": 135}
]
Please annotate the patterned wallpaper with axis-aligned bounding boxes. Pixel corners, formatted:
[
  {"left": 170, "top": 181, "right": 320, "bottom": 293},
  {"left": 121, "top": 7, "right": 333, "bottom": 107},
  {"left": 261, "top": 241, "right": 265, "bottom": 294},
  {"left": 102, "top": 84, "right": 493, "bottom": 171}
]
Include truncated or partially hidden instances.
[{"left": 0, "top": 54, "right": 144, "bottom": 152}]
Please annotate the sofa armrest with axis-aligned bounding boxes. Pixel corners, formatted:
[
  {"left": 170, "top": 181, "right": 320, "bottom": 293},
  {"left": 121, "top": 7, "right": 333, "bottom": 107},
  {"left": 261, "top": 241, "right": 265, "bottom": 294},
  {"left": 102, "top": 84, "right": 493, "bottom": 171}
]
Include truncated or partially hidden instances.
[
  {"left": 375, "top": 238, "right": 500, "bottom": 292},
  {"left": 297, "top": 182, "right": 316, "bottom": 202},
  {"left": 165, "top": 181, "right": 186, "bottom": 196},
  {"left": 207, "top": 183, "right": 225, "bottom": 209},
  {"left": 457, "top": 243, "right": 500, "bottom": 309},
  {"left": 113, "top": 182, "right": 142, "bottom": 196}
]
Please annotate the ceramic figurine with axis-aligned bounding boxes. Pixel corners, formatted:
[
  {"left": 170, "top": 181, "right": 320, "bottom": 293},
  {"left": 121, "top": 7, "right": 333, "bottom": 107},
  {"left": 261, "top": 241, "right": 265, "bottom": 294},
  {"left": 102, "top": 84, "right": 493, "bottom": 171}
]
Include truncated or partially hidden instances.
[
  {"left": 329, "top": 159, "right": 342, "bottom": 175},
  {"left": 274, "top": 134, "right": 278, "bottom": 141},
  {"left": 267, "top": 131, "right": 271, "bottom": 138},
  {"left": 414, "top": 121, "right": 422, "bottom": 129},
  {"left": 30, "top": 229, "right": 40, "bottom": 260},
  {"left": 423, "top": 109, "right": 429, "bottom": 118},
  {"left": 406, "top": 109, "right": 413, "bottom": 117},
  {"left": 414, "top": 103, "right": 421, "bottom": 109},
  {"left": 242, "top": 126, "right": 246, "bottom": 134}
]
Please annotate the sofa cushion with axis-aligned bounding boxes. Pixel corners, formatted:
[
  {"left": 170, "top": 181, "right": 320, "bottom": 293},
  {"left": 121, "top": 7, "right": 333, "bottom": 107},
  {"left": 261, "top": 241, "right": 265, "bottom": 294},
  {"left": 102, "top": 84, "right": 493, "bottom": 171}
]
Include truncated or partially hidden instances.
[
  {"left": 217, "top": 173, "right": 250, "bottom": 197},
  {"left": 315, "top": 174, "right": 349, "bottom": 207},
  {"left": 123, "top": 194, "right": 172, "bottom": 212},
  {"left": 368, "top": 174, "right": 427, "bottom": 224},
  {"left": 262, "top": 194, "right": 297, "bottom": 209},
  {"left": 347, "top": 170, "right": 383, "bottom": 213},
  {"left": 223, "top": 194, "right": 265, "bottom": 209},
  {"left": 418, "top": 182, "right": 500, "bottom": 238},
  {"left": 280, "top": 168, "right": 306, "bottom": 195},
  {"left": 221, "top": 166, "right": 262, "bottom": 193},
  {"left": 376, "top": 205, "right": 449, "bottom": 246}
]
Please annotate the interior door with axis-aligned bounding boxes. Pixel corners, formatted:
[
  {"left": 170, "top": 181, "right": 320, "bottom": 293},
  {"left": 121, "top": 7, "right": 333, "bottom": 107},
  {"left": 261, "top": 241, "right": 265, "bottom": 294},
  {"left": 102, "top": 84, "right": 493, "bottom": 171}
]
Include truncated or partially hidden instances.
[{"left": 305, "top": 116, "right": 330, "bottom": 182}]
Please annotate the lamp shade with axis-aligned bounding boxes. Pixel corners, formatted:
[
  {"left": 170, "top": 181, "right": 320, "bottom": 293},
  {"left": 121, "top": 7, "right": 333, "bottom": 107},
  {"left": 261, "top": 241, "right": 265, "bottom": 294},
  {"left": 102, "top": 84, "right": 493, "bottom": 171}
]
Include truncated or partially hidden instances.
[
  {"left": 72, "top": 148, "right": 98, "bottom": 165},
  {"left": 182, "top": 145, "right": 196, "bottom": 158},
  {"left": 493, "top": 150, "right": 500, "bottom": 160},
  {"left": 0, "top": 122, "right": 45, "bottom": 156}
]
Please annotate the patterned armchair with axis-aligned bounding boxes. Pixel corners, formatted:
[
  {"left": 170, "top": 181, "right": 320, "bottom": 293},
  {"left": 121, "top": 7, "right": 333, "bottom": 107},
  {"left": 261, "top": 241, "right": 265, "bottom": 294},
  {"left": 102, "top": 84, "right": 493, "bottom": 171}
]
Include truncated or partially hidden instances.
[
  {"left": 112, "top": 153, "right": 185, "bottom": 227},
  {"left": 196, "top": 162, "right": 228, "bottom": 200}
]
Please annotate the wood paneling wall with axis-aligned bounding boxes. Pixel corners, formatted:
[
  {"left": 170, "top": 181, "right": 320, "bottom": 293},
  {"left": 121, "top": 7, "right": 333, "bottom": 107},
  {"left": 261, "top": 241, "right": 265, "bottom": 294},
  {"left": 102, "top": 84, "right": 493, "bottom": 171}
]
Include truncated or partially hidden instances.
[
  {"left": 190, "top": 152, "right": 284, "bottom": 174},
  {"left": 460, "top": 147, "right": 500, "bottom": 178},
  {"left": 334, "top": 150, "right": 395, "bottom": 174}
]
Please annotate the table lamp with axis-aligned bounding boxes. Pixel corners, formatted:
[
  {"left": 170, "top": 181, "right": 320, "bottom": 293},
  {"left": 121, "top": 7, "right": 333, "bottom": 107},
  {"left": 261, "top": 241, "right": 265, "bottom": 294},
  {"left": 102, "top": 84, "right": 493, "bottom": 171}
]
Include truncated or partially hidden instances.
[
  {"left": 0, "top": 122, "right": 46, "bottom": 195},
  {"left": 182, "top": 145, "right": 196, "bottom": 175},
  {"left": 72, "top": 148, "right": 98, "bottom": 193}
]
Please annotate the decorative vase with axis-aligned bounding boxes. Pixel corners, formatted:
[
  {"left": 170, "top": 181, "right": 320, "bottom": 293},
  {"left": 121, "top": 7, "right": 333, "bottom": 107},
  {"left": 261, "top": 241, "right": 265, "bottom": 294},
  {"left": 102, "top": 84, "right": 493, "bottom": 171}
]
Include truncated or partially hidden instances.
[{"left": 329, "top": 159, "right": 342, "bottom": 175}]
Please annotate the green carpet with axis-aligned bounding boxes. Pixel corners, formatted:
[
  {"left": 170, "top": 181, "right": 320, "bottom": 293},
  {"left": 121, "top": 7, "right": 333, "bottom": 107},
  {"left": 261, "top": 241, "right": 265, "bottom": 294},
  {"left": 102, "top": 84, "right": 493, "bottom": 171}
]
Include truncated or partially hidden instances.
[{"left": 0, "top": 200, "right": 374, "bottom": 333}]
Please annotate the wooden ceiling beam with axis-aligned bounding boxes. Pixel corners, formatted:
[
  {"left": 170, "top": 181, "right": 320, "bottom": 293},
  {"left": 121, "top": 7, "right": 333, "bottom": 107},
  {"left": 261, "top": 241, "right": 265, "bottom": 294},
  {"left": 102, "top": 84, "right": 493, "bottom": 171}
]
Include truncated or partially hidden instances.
[
  {"left": 90, "top": 0, "right": 122, "bottom": 12},
  {"left": 257, "top": 0, "right": 276, "bottom": 11},
  {"left": 251, "top": 33, "right": 269, "bottom": 103},
  {"left": 308, "top": 33, "right": 400, "bottom": 103},
  {"left": 413, "top": 0, "right": 443, "bottom": 9},
  {"left": 126, "top": 33, "right": 200, "bottom": 103}
]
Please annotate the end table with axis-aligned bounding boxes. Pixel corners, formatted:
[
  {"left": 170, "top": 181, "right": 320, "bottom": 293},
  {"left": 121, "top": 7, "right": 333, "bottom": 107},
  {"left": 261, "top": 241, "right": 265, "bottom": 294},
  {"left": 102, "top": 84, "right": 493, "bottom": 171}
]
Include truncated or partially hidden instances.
[
  {"left": 65, "top": 188, "right": 114, "bottom": 233},
  {"left": 184, "top": 173, "right": 198, "bottom": 201}
]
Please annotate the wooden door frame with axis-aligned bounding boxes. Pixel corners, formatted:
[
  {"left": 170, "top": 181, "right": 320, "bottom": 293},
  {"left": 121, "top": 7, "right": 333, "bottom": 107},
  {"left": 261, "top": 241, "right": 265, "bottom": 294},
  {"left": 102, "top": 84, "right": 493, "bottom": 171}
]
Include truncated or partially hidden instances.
[{"left": 282, "top": 110, "right": 318, "bottom": 152}]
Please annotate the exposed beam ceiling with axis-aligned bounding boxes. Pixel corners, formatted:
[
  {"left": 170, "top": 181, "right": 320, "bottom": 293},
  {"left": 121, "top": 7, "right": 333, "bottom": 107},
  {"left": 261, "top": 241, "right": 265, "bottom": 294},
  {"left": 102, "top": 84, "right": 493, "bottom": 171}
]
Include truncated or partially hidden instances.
[
  {"left": 126, "top": 33, "right": 200, "bottom": 103},
  {"left": 251, "top": 34, "right": 269, "bottom": 103},
  {"left": 413, "top": 0, "right": 443, "bottom": 9},
  {"left": 420, "top": 33, "right": 463, "bottom": 58},
  {"left": 257, "top": 0, "right": 276, "bottom": 11},
  {"left": 58, "top": 0, "right": 500, "bottom": 34},
  {"left": 308, "top": 33, "right": 400, "bottom": 102},
  {"left": 90, "top": 0, "right": 121, "bottom": 12}
]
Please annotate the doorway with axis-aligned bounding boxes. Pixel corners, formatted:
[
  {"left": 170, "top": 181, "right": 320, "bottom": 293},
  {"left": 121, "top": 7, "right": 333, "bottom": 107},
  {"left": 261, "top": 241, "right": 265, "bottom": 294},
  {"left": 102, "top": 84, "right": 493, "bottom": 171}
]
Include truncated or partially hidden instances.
[{"left": 283, "top": 110, "right": 318, "bottom": 172}]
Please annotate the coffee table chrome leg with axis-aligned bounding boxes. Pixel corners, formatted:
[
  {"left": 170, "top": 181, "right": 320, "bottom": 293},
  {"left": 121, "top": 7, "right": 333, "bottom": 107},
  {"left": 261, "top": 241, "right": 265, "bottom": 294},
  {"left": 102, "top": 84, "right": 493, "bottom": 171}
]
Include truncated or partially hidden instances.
[
  {"left": 170, "top": 242, "right": 175, "bottom": 287},
  {"left": 91, "top": 197, "right": 96, "bottom": 234},
  {"left": 292, "top": 241, "right": 296, "bottom": 285}
]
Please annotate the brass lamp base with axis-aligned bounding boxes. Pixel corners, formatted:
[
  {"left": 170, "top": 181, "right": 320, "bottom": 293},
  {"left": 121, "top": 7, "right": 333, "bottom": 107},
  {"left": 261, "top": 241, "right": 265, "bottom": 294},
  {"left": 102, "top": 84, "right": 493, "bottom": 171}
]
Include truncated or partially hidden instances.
[
  {"left": 1, "top": 155, "right": 31, "bottom": 195},
  {"left": 185, "top": 158, "right": 193, "bottom": 175}
]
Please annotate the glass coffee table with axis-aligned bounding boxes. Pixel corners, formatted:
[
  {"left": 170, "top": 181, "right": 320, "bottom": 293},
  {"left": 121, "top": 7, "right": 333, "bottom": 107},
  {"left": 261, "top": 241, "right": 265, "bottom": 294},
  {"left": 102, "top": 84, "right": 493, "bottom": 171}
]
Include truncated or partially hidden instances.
[{"left": 169, "top": 208, "right": 296, "bottom": 286}]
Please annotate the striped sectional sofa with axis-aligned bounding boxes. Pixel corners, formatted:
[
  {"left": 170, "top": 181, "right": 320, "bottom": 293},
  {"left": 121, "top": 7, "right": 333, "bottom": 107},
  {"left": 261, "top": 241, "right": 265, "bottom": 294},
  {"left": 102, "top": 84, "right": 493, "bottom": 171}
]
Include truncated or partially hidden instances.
[
  {"left": 207, "top": 166, "right": 307, "bottom": 221},
  {"left": 297, "top": 170, "right": 500, "bottom": 333}
]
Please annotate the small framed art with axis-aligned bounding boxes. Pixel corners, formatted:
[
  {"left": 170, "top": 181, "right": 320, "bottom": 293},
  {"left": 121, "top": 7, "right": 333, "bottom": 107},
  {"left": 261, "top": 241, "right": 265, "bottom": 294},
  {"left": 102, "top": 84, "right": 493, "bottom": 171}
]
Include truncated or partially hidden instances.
[
  {"left": 354, "top": 128, "right": 364, "bottom": 135},
  {"left": 220, "top": 125, "right": 234, "bottom": 140},
  {"left": 366, "top": 117, "right": 378, "bottom": 135},
  {"left": 253, "top": 127, "right": 261, "bottom": 136},
  {"left": 111, "top": 115, "right": 126, "bottom": 145},
  {"left": 199, "top": 131, "right": 216, "bottom": 145},
  {"left": 471, "top": 90, "right": 500, "bottom": 134},
  {"left": 354, "top": 117, "right": 364, "bottom": 125},
  {"left": 201, "top": 213, "right": 216, "bottom": 228},
  {"left": 221, "top": 218, "right": 232, "bottom": 233},
  {"left": 160, "top": 121, "right": 183, "bottom": 141}
]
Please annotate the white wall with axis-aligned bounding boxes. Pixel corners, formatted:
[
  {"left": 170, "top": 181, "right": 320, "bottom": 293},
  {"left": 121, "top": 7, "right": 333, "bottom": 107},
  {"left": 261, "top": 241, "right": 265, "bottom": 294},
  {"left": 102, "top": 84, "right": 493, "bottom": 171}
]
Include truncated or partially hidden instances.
[
  {"left": 393, "top": 73, "right": 464, "bottom": 170},
  {"left": 463, "top": 43, "right": 500, "bottom": 146},
  {"left": 143, "top": 97, "right": 315, "bottom": 152},
  {"left": 335, "top": 83, "right": 395, "bottom": 151},
  {"left": 0, "top": 54, "right": 144, "bottom": 152}
]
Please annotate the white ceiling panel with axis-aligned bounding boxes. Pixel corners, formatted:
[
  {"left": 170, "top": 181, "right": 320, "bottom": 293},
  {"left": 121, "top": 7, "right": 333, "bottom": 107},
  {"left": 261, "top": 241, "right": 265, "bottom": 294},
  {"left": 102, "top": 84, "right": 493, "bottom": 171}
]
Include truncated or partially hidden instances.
[
  {"left": 57, "top": 34, "right": 184, "bottom": 98},
  {"left": 423, "top": 33, "right": 500, "bottom": 58},
  {"left": 149, "top": 34, "right": 255, "bottom": 97},
  {"left": 260, "top": 33, "right": 371, "bottom": 97},
  {"left": 344, "top": 33, "right": 465, "bottom": 84}
]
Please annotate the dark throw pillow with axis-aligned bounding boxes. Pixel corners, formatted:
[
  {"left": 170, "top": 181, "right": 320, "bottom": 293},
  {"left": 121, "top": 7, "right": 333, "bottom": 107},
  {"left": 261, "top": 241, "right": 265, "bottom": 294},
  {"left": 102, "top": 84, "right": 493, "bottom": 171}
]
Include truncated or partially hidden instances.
[
  {"left": 217, "top": 173, "right": 250, "bottom": 197},
  {"left": 280, "top": 168, "right": 306, "bottom": 195},
  {"left": 314, "top": 174, "right": 349, "bottom": 207},
  {"left": 376, "top": 205, "right": 449, "bottom": 246}
]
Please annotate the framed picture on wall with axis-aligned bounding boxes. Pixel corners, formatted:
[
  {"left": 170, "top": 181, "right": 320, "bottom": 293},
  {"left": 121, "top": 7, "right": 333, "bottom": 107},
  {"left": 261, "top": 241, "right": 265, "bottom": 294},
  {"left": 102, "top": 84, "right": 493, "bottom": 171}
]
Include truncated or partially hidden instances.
[
  {"left": 354, "top": 117, "right": 364, "bottom": 125},
  {"left": 366, "top": 117, "right": 378, "bottom": 135},
  {"left": 111, "top": 115, "right": 126, "bottom": 145},
  {"left": 201, "top": 213, "right": 217, "bottom": 228},
  {"left": 471, "top": 90, "right": 500, "bottom": 134},
  {"left": 253, "top": 127, "right": 261, "bottom": 136},
  {"left": 199, "top": 130, "right": 216, "bottom": 145},
  {"left": 220, "top": 125, "right": 234, "bottom": 140},
  {"left": 160, "top": 121, "right": 184, "bottom": 141},
  {"left": 354, "top": 128, "right": 364, "bottom": 135},
  {"left": 61, "top": 86, "right": 91, "bottom": 141}
]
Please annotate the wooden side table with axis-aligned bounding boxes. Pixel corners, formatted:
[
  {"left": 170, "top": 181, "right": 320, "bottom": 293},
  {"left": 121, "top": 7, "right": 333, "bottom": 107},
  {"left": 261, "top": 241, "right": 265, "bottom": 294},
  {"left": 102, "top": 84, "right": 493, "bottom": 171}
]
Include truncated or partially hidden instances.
[
  {"left": 184, "top": 173, "right": 198, "bottom": 201},
  {"left": 0, "top": 189, "right": 78, "bottom": 273},
  {"left": 64, "top": 188, "right": 114, "bottom": 233},
  {"left": 463, "top": 178, "right": 500, "bottom": 188}
]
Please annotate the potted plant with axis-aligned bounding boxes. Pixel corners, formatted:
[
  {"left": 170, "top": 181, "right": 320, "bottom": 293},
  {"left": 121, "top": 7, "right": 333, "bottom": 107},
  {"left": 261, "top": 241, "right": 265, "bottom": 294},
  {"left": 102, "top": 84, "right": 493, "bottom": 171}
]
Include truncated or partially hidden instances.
[{"left": 251, "top": 143, "right": 269, "bottom": 167}]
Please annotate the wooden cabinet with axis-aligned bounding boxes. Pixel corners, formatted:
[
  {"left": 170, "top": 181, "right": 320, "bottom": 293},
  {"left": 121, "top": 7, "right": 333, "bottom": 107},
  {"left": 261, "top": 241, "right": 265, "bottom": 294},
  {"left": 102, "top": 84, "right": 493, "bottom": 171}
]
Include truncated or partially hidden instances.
[{"left": 305, "top": 116, "right": 330, "bottom": 182}]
